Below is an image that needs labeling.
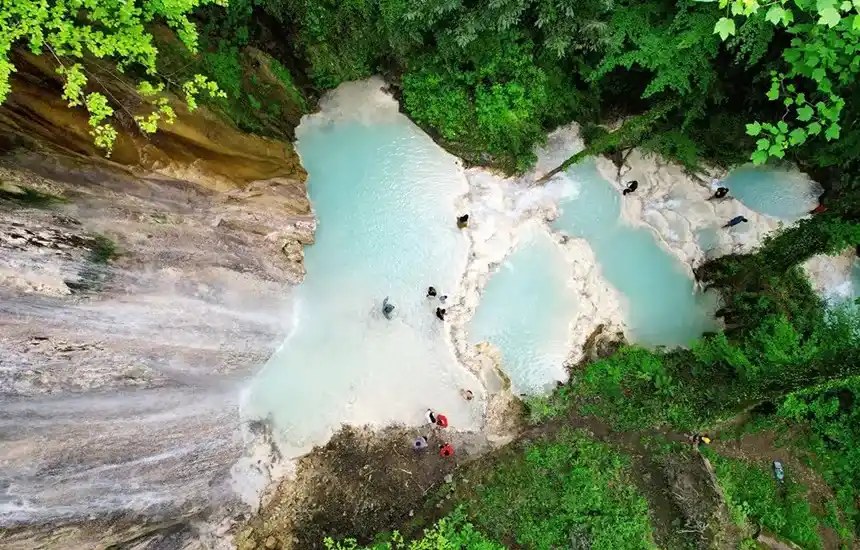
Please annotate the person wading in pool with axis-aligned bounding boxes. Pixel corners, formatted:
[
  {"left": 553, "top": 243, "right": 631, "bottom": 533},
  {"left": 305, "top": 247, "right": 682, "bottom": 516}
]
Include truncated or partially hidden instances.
[
  {"left": 622, "top": 180, "right": 638, "bottom": 196},
  {"left": 435, "top": 307, "right": 446, "bottom": 321},
  {"left": 427, "top": 286, "right": 437, "bottom": 298},
  {"left": 723, "top": 215, "right": 748, "bottom": 228},
  {"left": 382, "top": 297, "right": 395, "bottom": 319},
  {"left": 457, "top": 214, "right": 469, "bottom": 229}
]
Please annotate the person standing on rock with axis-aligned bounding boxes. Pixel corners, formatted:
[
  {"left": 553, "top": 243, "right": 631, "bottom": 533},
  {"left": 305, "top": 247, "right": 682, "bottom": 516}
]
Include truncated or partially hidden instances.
[
  {"left": 435, "top": 307, "right": 446, "bottom": 321},
  {"left": 457, "top": 214, "right": 469, "bottom": 229}
]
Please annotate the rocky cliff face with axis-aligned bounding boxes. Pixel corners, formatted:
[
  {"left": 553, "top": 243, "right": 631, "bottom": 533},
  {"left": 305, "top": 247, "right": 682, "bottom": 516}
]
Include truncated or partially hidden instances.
[{"left": 0, "top": 51, "right": 313, "bottom": 549}]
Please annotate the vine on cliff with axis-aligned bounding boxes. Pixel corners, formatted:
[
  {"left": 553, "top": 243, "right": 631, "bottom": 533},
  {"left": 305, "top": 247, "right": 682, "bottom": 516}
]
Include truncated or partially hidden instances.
[{"left": 0, "top": 0, "right": 226, "bottom": 154}]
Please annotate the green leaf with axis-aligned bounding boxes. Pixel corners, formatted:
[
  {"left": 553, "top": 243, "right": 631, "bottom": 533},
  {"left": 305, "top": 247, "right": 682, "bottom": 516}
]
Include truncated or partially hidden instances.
[
  {"left": 817, "top": 0, "right": 836, "bottom": 10},
  {"left": 818, "top": 7, "right": 842, "bottom": 27},
  {"left": 777, "top": 120, "right": 789, "bottom": 133},
  {"left": 766, "top": 83, "right": 780, "bottom": 101},
  {"left": 808, "top": 122, "right": 823, "bottom": 135},
  {"left": 796, "top": 93, "right": 806, "bottom": 105},
  {"left": 756, "top": 138, "right": 771, "bottom": 150},
  {"left": 766, "top": 5, "right": 786, "bottom": 23},
  {"left": 746, "top": 122, "right": 763, "bottom": 136},
  {"left": 840, "top": 0, "right": 852, "bottom": 10},
  {"left": 789, "top": 127, "right": 808, "bottom": 145},
  {"left": 854, "top": 14, "right": 860, "bottom": 30},
  {"left": 769, "top": 143, "right": 786, "bottom": 158},
  {"left": 796, "top": 105, "right": 814, "bottom": 121},
  {"left": 751, "top": 150, "right": 769, "bottom": 165},
  {"left": 825, "top": 123, "right": 841, "bottom": 140},
  {"left": 812, "top": 67, "right": 827, "bottom": 81},
  {"left": 714, "top": 17, "right": 737, "bottom": 40},
  {"left": 784, "top": 97, "right": 794, "bottom": 106}
]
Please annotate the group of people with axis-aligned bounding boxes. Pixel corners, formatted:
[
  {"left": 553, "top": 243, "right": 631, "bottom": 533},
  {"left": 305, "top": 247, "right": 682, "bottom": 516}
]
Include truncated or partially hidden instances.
[
  {"left": 413, "top": 395, "right": 474, "bottom": 458},
  {"left": 383, "top": 214, "right": 476, "bottom": 458},
  {"left": 621, "top": 178, "right": 748, "bottom": 229},
  {"left": 380, "top": 213, "right": 470, "bottom": 322},
  {"left": 413, "top": 408, "right": 455, "bottom": 457},
  {"left": 427, "top": 286, "right": 448, "bottom": 320}
]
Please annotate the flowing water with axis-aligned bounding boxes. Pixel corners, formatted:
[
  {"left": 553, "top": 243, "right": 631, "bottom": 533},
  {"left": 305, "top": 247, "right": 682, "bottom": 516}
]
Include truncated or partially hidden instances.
[{"left": 241, "top": 80, "right": 482, "bottom": 455}]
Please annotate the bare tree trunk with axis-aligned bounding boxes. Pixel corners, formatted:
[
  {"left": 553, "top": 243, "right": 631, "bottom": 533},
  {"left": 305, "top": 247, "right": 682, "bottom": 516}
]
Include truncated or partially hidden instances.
[{"left": 533, "top": 101, "right": 678, "bottom": 186}]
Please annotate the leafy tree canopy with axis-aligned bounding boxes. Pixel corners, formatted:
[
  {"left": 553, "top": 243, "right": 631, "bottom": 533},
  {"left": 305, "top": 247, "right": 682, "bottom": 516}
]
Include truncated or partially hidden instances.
[{"left": 709, "top": 0, "right": 860, "bottom": 164}]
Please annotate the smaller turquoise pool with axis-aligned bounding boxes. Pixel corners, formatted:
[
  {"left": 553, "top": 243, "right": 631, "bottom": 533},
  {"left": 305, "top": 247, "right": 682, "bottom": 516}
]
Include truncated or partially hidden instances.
[
  {"left": 719, "top": 165, "right": 821, "bottom": 220},
  {"left": 553, "top": 161, "right": 719, "bottom": 347},
  {"left": 468, "top": 230, "right": 577, "bottom": 394}
]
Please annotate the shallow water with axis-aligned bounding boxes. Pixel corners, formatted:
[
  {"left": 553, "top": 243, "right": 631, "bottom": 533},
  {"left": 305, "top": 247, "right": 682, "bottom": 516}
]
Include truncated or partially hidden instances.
[
  {"left": 468, "top": 229, "right": 578, "bottom": 393},
  {"left": 242, "top": 84, "right": 481, "bottom": 454},
  {"left": 553, "top": 161, "right": 719, "bottom": 347},
  {"left": 720, "top": 165, "right": 821, "bottom": 220}
]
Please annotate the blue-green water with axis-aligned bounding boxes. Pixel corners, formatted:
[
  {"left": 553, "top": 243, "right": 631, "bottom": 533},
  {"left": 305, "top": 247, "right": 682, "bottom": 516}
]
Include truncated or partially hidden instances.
[
  {"left": 243, "top": 97, "right": 480, "bottom": 452},
  {"left": 552, "top": 161, "right": 718, "bottom": 347},
  {"left": 720, "top": 165, "right": 821, "bottom": 220},
  {"left": 468, "top": 230, "right": 578, "bottom": 393}
]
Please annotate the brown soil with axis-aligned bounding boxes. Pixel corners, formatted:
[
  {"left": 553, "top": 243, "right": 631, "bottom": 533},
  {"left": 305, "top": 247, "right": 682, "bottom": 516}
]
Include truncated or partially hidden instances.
[{"left": 235, "top": 425, "right": 492, "bottom": 550}]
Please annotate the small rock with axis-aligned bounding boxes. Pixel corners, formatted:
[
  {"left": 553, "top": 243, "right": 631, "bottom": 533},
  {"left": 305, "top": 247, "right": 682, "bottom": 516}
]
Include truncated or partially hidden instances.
[
  {"left": 265, "top": 535, "right": 277, "bottom": 548},
  {"left": 444, "top": 474, "right": 453, "bottom": 484}
]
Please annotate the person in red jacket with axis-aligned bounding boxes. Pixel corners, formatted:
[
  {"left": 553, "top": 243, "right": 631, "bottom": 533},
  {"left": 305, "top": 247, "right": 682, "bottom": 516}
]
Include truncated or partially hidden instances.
[{"left": 439, "top": 443, "right": 454, "bottom": 458}]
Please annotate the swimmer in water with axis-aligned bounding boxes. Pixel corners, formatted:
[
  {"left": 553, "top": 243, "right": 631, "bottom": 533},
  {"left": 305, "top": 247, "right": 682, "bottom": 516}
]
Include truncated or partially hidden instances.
[{"left": 382, "top": 297, "right": 395, "bottom": 319}]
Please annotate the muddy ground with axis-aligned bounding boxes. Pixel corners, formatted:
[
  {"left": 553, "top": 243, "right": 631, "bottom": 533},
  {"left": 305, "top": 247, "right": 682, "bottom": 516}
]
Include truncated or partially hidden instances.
[{"left": 234, "top": 424, "right": 498, "bottom": 550}]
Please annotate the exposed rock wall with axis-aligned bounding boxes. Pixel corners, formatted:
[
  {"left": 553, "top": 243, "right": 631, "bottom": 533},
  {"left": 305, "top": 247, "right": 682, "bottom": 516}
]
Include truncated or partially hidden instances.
[{"left": 0, "top": 49, "right": 313, "bottom": 549}]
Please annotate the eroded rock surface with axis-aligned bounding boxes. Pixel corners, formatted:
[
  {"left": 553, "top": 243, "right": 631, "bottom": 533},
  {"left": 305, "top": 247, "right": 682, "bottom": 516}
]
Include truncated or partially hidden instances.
[{"left": 0, "top": 68, "right": 311, "bottom": 547}]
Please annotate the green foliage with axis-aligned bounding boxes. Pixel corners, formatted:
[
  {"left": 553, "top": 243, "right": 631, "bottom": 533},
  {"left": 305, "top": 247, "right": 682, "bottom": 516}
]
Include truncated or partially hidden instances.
[
  {"left": 269, "top": 58, "right": 308, "bottom": 112},
  {"left": 464, "top": 429, "right": 656, "bottom": 549},
  {"left": 710, "top": 0, "right": 860, "bottom": 164},
  {"left": 0, "top": 0, "right": 226, "bottom": 154},
  {"left": 769, "top": 373, "right": 860, "bottom": 537},
  {"left": 403, "top": 31, "right": 570, "bottom": 171},
  {"left": 0, "top": 184, "right": 66, "bottom": 207},
  {"left": 709, "top": 453, "right": 824, "bottom": 549},
  {"left": 323, "top": 508, "right": 503, "bottom": 550},
  {"left": 595, "top": 3, "right": 722, "bottom": 99}
]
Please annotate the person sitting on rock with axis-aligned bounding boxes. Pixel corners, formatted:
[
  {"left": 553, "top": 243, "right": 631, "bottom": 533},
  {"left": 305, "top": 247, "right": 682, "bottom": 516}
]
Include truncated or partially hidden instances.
[
  {"left": 427, "top": 286, "right": 437, "bottom": 298},
  {"left": 457, "top": 214, "right": 469, "bottom": 229},
  {"left": 622, "top": 180, "right": 639, "bottom": 196},
  {"left": 711, "top": 187, "right": 729, "bottom": 200},
  {"left": 435, "top": 307, "right": 446, "bottom": 321},
  {"left": 412, "top": 435, "right": 428, "bottom": 451},
  {"left": 439, "top": 443, "right": 454, "bottom": 458}
]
